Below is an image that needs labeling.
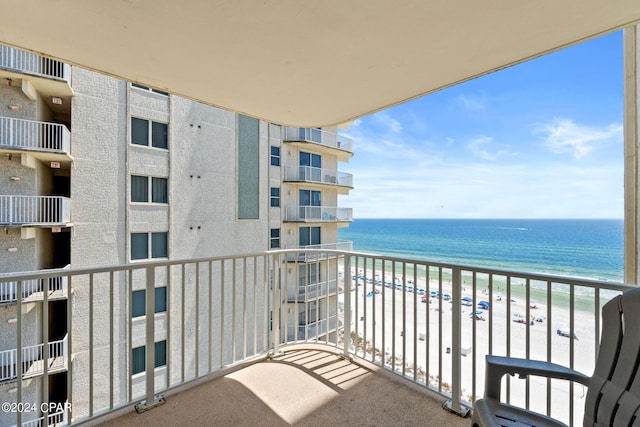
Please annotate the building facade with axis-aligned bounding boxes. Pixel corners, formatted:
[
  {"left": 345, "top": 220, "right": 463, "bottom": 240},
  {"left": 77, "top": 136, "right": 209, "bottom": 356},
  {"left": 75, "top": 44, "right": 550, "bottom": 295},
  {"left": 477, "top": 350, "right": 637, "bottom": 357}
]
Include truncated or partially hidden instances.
[{"left": 0, "top": 45, "right": 353, "bottom": 425}]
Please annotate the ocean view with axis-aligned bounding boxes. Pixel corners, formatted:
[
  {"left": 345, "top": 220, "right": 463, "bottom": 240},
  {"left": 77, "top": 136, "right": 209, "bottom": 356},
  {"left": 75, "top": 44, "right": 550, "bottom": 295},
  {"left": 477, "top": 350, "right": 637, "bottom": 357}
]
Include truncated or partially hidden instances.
[{"left": 338, "top": 218, "right": 624, "bottom": 283}]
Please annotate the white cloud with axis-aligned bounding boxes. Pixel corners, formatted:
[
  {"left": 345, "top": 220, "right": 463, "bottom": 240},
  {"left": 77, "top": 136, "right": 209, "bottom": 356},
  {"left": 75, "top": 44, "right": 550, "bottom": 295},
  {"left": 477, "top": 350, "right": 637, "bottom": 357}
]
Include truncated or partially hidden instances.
[
  {"left": 457, "top": 94, "right": 486, "bottom": 111},
  {"left": 466, "top": 136, "right": 509, "bottom": 161},
  {"left": 535, "top": 118, "right": 622, "bottom": 159},
  {"left": 372, "top": 111, "right": 403, "bottom": 134}
]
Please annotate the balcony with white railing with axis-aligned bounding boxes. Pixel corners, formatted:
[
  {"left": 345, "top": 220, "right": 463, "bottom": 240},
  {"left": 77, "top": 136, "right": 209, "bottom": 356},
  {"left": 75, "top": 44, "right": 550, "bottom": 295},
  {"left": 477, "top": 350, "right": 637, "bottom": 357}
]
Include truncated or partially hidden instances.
[
  {"left": 0, "top": 196, "right": 71, "bottom": 227},
  {"left": 13, "top": 405, "right": 69, "bottom": 427},
  {"left": 287, "top": 278, "right": 339, "bottom": 302},
  {"left": 0, "top": 334, "right": 68, "bottom": 382},
  {"left": 284, "top": 206, "right": 353, "bottom": 223},
  {"left": 283, "top": 165, "right": 353, "bottom": 191},
  {"left": 285, "top": 240, "right": 353, "bottom": 262},
  {"left": 283, "top": 127, "right": 354, "bottom": 160},
  {"left": 0, "top": 45, "right": 72, "bottom": 87},
  {"left": 288, "top": 315, "right": 339, "bottom": 342},
  {"left": 0, "top": 250, "right": 630, "bottom": 426},
  {"left": 0, "top": 266, "right": 69, "bottom": 305},
  {"left": 0, "top": 117, "right": 71, "bottom": 159}
]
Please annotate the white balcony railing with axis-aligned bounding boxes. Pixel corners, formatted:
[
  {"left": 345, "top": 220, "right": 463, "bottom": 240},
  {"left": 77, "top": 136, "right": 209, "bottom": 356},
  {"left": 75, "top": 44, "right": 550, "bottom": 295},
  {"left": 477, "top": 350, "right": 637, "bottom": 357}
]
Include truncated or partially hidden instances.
[
  {"left": 284, "top": 206, "right": 353, "bottom": 222},
  {"left": 15, "top": 406, "right": 68, "bottom": 427},
  {"left": 0, "top": 334, "right": 68, "bottom": 382},
  {"left": 288, "top": 278, "right": 339, "bottom": 302},
  {"left": 0, "top": 265, "right": 69, "bottom": 304},
  {"left": 0, "top": 195, "right": 71, "bottom": 225},
  {"left": 283, "top": 127, "right": 354, "bottom": 153},
  {"left": 0, "top": 117, "right": 71, "bottom": 155},
  {"left": 283, "top": 165, "right": 353, "bottom": 188},
  {"left": 288, "top": 315, "right": 339, "bottom": 341},
  {"left": 0, "top": 251, "right": 630, "bottom": 426},
  {"left": 0, "top": 45, "right": 71, "bottom": 82},
  {"left": 286, "top": 240, "right": 353, "bottom": 262}
]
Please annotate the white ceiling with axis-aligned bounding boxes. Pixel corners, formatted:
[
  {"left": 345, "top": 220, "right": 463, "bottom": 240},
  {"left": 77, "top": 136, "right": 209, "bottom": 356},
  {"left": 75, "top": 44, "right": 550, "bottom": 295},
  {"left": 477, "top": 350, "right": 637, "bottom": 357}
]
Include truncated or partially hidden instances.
[{"left": 1, "top": 0, "right": 639, "bottom": 127}]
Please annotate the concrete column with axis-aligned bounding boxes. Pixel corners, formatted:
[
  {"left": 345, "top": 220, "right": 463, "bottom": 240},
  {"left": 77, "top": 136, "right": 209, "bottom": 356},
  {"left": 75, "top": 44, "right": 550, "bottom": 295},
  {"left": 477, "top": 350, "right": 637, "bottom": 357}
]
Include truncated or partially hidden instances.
[{"left": 624, "top": 25, "right": 639, "bottom": 285}]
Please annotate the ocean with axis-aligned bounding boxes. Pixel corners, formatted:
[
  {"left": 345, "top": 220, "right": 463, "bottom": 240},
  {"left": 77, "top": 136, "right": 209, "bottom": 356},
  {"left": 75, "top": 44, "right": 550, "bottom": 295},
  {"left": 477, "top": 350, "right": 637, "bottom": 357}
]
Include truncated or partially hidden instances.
[{"left": 337, "top": 219, "right": 624, "bottom": 283}]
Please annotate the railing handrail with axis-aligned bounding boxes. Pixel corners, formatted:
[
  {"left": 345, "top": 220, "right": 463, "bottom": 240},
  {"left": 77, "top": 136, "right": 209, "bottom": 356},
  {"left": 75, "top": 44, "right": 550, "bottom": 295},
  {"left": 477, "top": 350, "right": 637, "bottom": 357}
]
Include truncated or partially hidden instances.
[
  {"left": 0, "top": 44, "right": 71, "bottom": 82},
  {"left": 0, "top": 116, "right": 71, "bottom": 154},
  {"left": 283, "top": 165, "right": 353, "bottom": 184},
  {"left": 0, "top": 249, "right": 629, "bottom": 291},
  {"left": 0, "top": 195, "right": 71, "bottom": 225},
  {"left": 283, "top": 127, "right": 354, "bottom": 153}
]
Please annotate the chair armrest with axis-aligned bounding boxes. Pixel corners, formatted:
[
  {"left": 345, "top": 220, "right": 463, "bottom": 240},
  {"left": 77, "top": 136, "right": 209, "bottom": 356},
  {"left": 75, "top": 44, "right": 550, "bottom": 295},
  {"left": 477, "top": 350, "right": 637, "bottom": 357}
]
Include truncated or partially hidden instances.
[{"left": 484, "top": 355, "right": 590, "bottom": 399}]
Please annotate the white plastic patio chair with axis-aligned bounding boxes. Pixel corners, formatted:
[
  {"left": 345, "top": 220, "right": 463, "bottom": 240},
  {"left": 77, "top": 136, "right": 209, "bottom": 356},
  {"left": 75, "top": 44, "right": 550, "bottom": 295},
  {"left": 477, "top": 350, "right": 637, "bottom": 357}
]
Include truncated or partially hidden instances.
[{"left": 472, "top": 286, "right": 640, "bottom": 426}]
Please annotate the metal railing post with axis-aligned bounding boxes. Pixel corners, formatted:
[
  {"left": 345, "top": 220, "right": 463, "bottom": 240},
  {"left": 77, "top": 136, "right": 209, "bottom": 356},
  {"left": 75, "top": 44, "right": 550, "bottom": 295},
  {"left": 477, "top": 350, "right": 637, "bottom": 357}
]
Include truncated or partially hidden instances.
[
  {"left": 271, "top": 253, "right": 282, "bottom": 356},
  {"left": 444, "top": 267, "right": 470, "bottom": 416},
  {"left": 16, "top": 280, "right": 22, "bottom": 427},
  {"left": 343, "top": 255, "right": 352, "bottom": 357},
  {"left": 135, "top": 266, "right": 166, "bottom": 413}
]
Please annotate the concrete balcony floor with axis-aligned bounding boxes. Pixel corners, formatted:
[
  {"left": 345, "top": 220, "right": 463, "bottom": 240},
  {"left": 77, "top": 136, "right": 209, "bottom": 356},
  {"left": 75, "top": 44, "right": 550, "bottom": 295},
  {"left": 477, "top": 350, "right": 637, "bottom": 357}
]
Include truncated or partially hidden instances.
[{"left": 96, "top": 344, "right": 470, "bottom": 427}]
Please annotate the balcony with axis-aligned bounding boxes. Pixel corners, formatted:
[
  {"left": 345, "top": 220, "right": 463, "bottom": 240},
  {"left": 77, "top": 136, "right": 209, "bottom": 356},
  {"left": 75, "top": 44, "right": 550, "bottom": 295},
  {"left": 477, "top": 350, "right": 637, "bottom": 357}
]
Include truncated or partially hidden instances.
[
  {"left": 283, "top": 165, "right": 353, "bottom": 193},
  {"left": 0, "top": 117, "right": 72, "bottom": 160},
  {"left": 283, "top": 127, "right": 353, "bottom": 161},
  {"left": 12, "top": 406, "right": 68, "bottom": 427},
  {"left": 0, "top": 250, "right": 628, "bottom": 426},
  {"left": 287, "top": 278, "right": 339, "bottom": 302},
  {"left": 0, "top": 334, "right": 68, "bottom": 382},
  {"left": 288, "top": 316, "right": 339, "bottom": 342},
  {"left": 0, "top": 195, "right": 71, "bottom": 227},
  {"left": 285, "top": 240, "right": 353, "bottom": 262},
  {"left": 284, "top": 206, "right": 353, "bottom": 223},
  {"left": 0, "top": 265, "right": 69, "bottom": 305},
  {"left": 0, "top": 45, "right": 73, "bottom": 96}
]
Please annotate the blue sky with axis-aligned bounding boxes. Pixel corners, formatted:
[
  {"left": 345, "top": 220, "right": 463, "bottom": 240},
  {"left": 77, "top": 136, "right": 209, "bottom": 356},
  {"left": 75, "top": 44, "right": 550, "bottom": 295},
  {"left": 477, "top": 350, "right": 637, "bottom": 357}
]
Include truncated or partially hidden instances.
[{"left": 339, "top": 31, "right": 624, "bottom": 219}]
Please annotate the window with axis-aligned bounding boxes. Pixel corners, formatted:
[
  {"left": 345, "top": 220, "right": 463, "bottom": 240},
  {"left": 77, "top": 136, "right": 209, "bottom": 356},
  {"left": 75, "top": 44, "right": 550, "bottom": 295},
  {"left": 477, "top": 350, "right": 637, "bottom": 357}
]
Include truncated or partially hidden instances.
[
  {"left": 131, "top": 346, "right": 145, "bottom": 375},
  {"left": 270, "top": 228, "right": 280, "bottom": 249},
  {"left": 131, "top": 117, "right": 168, "bottom": 149},
  {"left": 155, "top": 340, "right": 167, "bottom": 368},
  {"left": 270, "top": 187, "right": 280, "bottom": 207},
  {"left": 270, "top": 146, "right": 280, "bottom": 166},
  {"left": 299, "top": 226, "right": 321, "bottom": 247},
  {"left": 132, "top": 287, "right": 167, "bottom": 318},
  {"left": 131, "top": 232, "right": 168, "bottom": 260},
  {"left": 131, "top": 175, "right": 149, "bottom": 202},
  {"left": 152, "top": 232, "right": 168, "bottom": 258},
  {"left": 152, "top": 177, "right": 168, "bottom": 203},
  {"left": 131, "top": 233, "right": 149, "bottom": 260},
  {"left": 131, "top": 176, "right": 168, "bottom": 204},
  {"left": 131, "top": 83, "right": 169, "bottom": 96},
  {"left": 131, "top": 340, "right": 167, "bottom": 375},
  {"left": 299, "top": 189, "right": 321, "bottom": 206}
]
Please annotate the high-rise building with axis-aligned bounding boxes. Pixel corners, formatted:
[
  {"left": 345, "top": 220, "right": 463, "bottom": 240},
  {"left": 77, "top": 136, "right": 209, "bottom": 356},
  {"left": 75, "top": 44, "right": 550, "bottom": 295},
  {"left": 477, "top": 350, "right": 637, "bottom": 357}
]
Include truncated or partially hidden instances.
[{"left": 0, "top": 44, "right": 353, "bottom": 425}]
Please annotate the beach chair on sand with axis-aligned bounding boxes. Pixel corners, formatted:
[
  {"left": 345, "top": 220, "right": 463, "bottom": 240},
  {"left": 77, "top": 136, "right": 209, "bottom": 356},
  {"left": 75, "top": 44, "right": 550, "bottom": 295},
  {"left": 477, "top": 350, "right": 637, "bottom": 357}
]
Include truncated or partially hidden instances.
[{"left": 472, "top": 286, "right": 640, "bottom": 427}]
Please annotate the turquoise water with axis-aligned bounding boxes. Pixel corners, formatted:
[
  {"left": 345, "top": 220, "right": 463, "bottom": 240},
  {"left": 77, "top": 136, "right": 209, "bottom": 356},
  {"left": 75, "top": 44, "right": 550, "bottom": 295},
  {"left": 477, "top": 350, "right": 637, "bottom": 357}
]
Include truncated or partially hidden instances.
[{"left": 338, "top": 219, "right": 624, "bottom": 283}]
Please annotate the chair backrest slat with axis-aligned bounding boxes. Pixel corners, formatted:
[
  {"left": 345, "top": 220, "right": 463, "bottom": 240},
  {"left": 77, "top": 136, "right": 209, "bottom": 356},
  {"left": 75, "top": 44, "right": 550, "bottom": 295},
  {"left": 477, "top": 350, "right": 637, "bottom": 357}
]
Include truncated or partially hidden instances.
[{"left": 584, "top": 288, "right": 640, "bottom": 426}]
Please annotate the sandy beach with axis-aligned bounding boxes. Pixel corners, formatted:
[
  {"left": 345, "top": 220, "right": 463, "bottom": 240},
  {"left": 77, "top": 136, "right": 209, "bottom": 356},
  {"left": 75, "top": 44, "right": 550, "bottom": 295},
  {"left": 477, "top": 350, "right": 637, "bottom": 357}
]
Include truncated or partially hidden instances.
[{"left": 340, "top": 266, "right": 605, "bottom": 424}]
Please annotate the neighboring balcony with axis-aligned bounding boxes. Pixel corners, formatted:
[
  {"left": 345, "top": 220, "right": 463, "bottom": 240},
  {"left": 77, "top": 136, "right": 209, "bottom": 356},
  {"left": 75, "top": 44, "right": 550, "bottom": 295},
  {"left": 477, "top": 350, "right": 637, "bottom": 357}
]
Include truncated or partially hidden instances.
[
  {"left": 287, "top": 278, "right": 339, "bottom": 302},
  {"left": 0, "top": 117, "right": 71, "bottom": 160},
  {"left": 0, "top": 44, "right": 73, "bottom": 94},
  {"left": 284, "top": 206, "right": 353, "bottom": 223},
  {"left": 286, "top": 240, "right": 353, "bottom": 262},
  {"left": 283, "top": 127, "right": 353, "bottom": 161},
  {"left": 288, "top": 316, "right": 339, "bottom": 342},
  {"left": 283, "top": 165, "right": 353, "bottom": 193},
  {"left": 0, "top": 334, "right": 68, "bottom": 382},
  {"left": 0, "top": 265, "right": 69, "bottom": 305},
  {"left": 0, "top": 195, "right": 71, "bottom": 227}
]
